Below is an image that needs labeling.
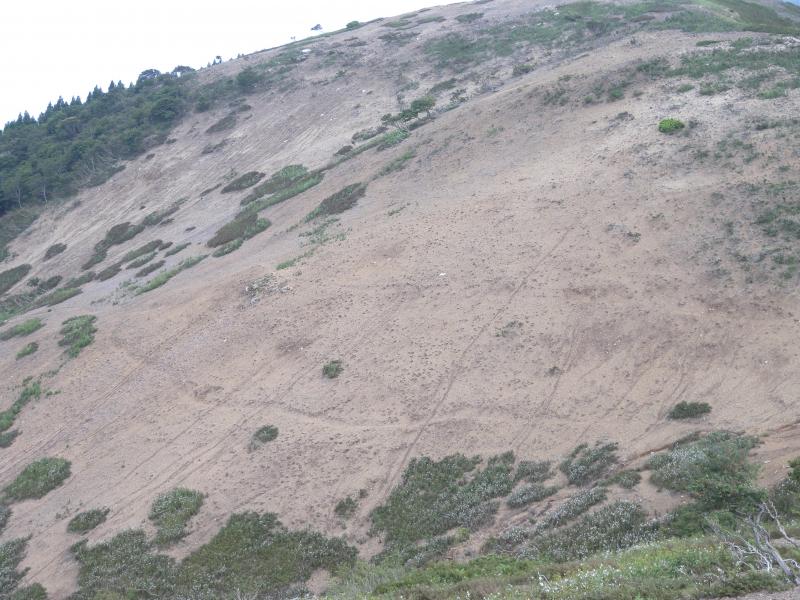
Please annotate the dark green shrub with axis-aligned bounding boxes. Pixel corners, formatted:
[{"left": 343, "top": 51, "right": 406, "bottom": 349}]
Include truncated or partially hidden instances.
[
  {"left": 84, "top": 222, "right": 145, "bottom": 269},
  {"left": 249, "top": 425, "right": 278, "bottom": 451},
  {"left": 0, "top": 504, "right": 9, "bottom": 533},
  {"left": 164, "top": 243, "right": 190, "bottom": 257},
  {"left": 221, "top": 171, "right": 265, "bottom": 193},
  {"left": 122, "top": 240, "right": 163, "bottom": 263},
  {"left": 126, "top": 252, "right": 156, "bottom": 269},
  {"left": 10, "top": 582, "right": 47, "bottom": 600},
  {"left": 149, "top": 488, "right": 204, "bottom": 546},
  {"left": 323, "top": 360, "right": 343, "bottom": 378},
  {"left": 0, "top": 265, "right": 31, "bottom": 295},
  {"left": 0, "top": 380, "right": 41, "bottom": 434},
  {"left": 658, "top": 118, "right": 685, "bottom": 133},
  {"left": 96, "top": 262, "right": 123, "bottom": 281},
  {"left": 44, "top": 243, "right": 67, "bottom": 260},
  {"left": 212, "top": 239, "right": 243, "bottom": 257},
  {"left": 143, "top": 202, "right": 182, "bottom": 227},
  {"left": 34, "top": 286, "right": 82, "bottom": 307},
  {"left": 538, "top": 486, "right": 607, "bottom": 529},
  {"left": 506, "top": 483, "right": 558, "bottom": 508},
  {"left": 606, "top": 469, "right": 642, "bottom": 489},
  {"left": 136, "top": 260, "right": 165, "bottom": 277},
  {"left": 15, "top": 342, "right": 37, "bottom": 360},
  {"left": 59, "top": 315, "right": 97, "bottom": 358},
  {"left": 346, "top": 20, "right": 361, "bottom": 29},
  {"left": 206, "top": 113, "right": 237, "bottom": 134},
  {"left": 0, "top": 318, "right": 43, "bottom": 340},
  {"left": 3, "top": 457, "right": 71, "bottom": 501},
  {"left": 456, "top": 12, "right": 483, "bottom": 23},
  {"left": 236, "top": 67, "right": 263, "bottom": 92},
  {"left": 668, "top": 401, "right": 711, "bottom": 419},
  {"left": 0, "top": 430, "right": 20, "bottom": 448},
  {"left": 512, "top": 63, "right": 535, "bottom": 76},
  {"left": 136, "top": 255, "right": 207, "bottom": 294},
  {"left": 306, "top": 183, "right": 367, "bottom": 221},
  {"left": 514, "top": 460, "right": 552, "bottom": 483},
  {"left": 559, "top": 441, "right": 619, "bottom": 486},
  {"left": 0, "top": 537, "right": 29, "bottom": 596},
  {"left": 334, "top": 496, "right": 358, "bottom": 518},
  {"left": 64, "top": 272, "right": 95, "bottom": 288},
  {"left": 207, "top": 213, "right": 270, "bottom": 247},
  {"left": 68, "top": 508, "right": 110, "bottom": 533}
]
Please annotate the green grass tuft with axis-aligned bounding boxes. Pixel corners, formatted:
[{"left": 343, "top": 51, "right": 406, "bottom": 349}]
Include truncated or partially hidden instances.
[
  {"left": 323, "top": 360, "right": 343, "bottom": 378},
  {"left": 0, "top": 265, "right": 32, "bottom": 296},
  {"left": 149, "top": 488, "right": 204, "bottom": 547},
  {"left": 3, "top": 457, "right": 71, "bottom": 501},
  {"left": 306, "top": 183, "right": 367, "bottom": 221},
  {"left": 44, "top": 243, "right": 67, "bottom": 260},
  {"left": 59, "top": 315, "right": 97, "bottom": 358},
  {"left": 137, "top": 255, "right": 207, "bottom": 294},
  {"left": 0, "top": 318, "right": 43, "bottom": 341},
  {"left": 34, "top": 286, "right": 82, "bottom": 307},
  {"left": 559, "top": 441, "right": 619, "bottom": 486},
  {"left": 221, "top": 171, "right": 265, "bottom": 193},
  {"left": 668, "top": 401, "right": 712, "bottom": 419},
  {"left": 249, "top": 425, "right": 278, "bottom": 451},
  {"left": 658, "top": 118, "right": 686, "bottom": 134},
  {"left": 207, "top": 212, "right": 270, "bottom": 247},
  {"left": 68, "top": 508, "right": 110, "bottom": 533},
  {"left": 15, "top": 342, "right": 38, "bottom": 360}
]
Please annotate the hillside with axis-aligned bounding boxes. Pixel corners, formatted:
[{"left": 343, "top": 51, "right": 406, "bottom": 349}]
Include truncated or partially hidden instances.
[{"left": 3, "top": 0, "right": 800, "bottom": 598}]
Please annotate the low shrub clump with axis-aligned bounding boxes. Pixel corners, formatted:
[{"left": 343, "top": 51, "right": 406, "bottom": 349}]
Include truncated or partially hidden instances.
[
  {"left": 15, "top": 342, "right": 38, "bottom": 360},
  {"left": 306, "top": 183, "right": 367, "bottom": 221},
  {"left": 668, "top": 401, "right": 711, "bottom": 419},
  {"left": 68, "top": 508, "right": 110, "bottom": 533},
  {"left": 0, "top": 264, "right": 31, "bottom": 295},
  {"left": 0, "top": 318, "right": 43, "bottom": 340},
  {"left": 59, "top": 315, "right": 97, "bottom": 358},
  {"left": 3, "top": 457, "right": 71, "bottom": 501},
  {"left": 606, "top": 469, "right": 642, "bottom": 489},
  {"left": 335, "top": 496, "right": 358, "bottom": 519},
  {"left": 240, "top": 171, "right": 324, "bottom": 213},
  {"left": 34, "top": 286, "right": 82, "bottom": 307},
  {"left": 126, "top": 252, "right": 157, "bottom": 269},
  {"left": 207, "top": 213, "right": 270, "bottom": 247},
  {"left": 240, "top": 165, "right": 309, "bottom": 205},
  {"left": 122, "top": 240, "right": 163, "bottom": 263},
  {"left": 515, "top": 460, "right": 553, "bottom": 483},
  {"left": 212, "top": 238, "right": 243, "bottom": 257},
  {"left": 658, "top": 118, "right": 685, "bottom": 134},
  {"left": 164, "top": 242, "right": 190, "bottom": 257},
  {"left": 44, "top": 243, "right": 67, "bottom": 260},
  {"left": 559, "top": 441, "right": 619, "bottom": 486},
  {"left": 137, "top": 255, "right": 207, "bottom": 294},
  {"left": 149, "top": 488, "right": 204, "bottom": 546},
  {"left": 136, "top": 260, "right": 165, "bottom": 277},
  {"left": 0, "top": 380, "right": 41, "bottom": 435},
  {"left": 507, "top": 483, "right": 559, "bottom": 508},
  {"left": 249, "top": 425, "right": 278, "bottom": 451},
  {"left": 323, "top": 360, "right": 343, "bottom": 378},
  {"left": 221, "top": 171, "right": 265, "bottom": 193},
  {"left": 538, "top": 486, "right": 607, "bottom": 529},
  {"left": 83, "top": 222, "right": 145, "bottom": 270},
  {"left": 96, "top": 261, "right": 123, "bottom": 281}
]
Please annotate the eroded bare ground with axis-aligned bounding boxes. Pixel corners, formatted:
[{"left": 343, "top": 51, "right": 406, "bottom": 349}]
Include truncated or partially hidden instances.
[{"left": 1, "top": 0, "right": 800, "bottom": 595}]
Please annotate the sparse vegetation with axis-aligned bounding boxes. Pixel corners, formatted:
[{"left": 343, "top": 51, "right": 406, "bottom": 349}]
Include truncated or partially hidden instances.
[
  {"left": 507, "top": 483, "right": 559, "bottom": 508},
  {"left": 34, "top": 286, "right": 82, "bottom": 307},
  {"left": 207, "top": 212, "right": 270, "bottom": 247},
  {"left": 0, "top": 318, "right": 43, "bottom": 340},
  {"left": 378, "top": 150, "right": 416, "bottom": 176},
  {"left": 559, "top": 441, "right": 619, "bottom": 486},
  {"left": 240, "top": 169, "right": 324, "bottom": 211},
  {"left": 122, "top": 239, "right": 162, "bottom": 263},
  {"left": 249, "top": 425, "right": 278, "bottom": 451},
  {"left": 668, "top": 401, "right": 712, "bottom": 419},
  {"left": 515, "top": 460, "right": 553, "bottom": 483},
  {"left": 220, "top": 171, "right": 265, "bottom": 193},
  {"left": 659, "top": 118, "right": 686, "bottom": 134},
  {"left": 137, "top": 255, "right": 207, "bottom": 294},
  {"left": 164, "top": 242, "right": 190, "bottom": 257},
  {"left": 59, "top": 315, "right": 97, "bottom": 358},
  {"left": 606, "top": 469, "right": 642, "bottom": 489},
  {"left": 206, "top": 113, "right": 237, "bottom": 134},
  {"left": 44, "top": 243, "right": 67, "bottom": 260},
  {"left": 306, "top": 183, "right": 367, "bottom": 221},
  {"left": 323, "top": 360, "right": 343, "bottom": 378},
  {"left": 68, "top": 508, "right": 110, "bottom": 533},
  {"left": 3, "top": 457, "right": 71, "bottom": 501},
  {"left": 335, "top": 496, "right": 358, "bottom": 519},
  {"left": 0, "top": 379, "right": 41, "bottom": 435},
  {"left": 0, "top": 264, "right": 31, "bottom": 295},
  {"left": 83, "top": 222, "right": 145, "bottom": 270},
  {"left": 149, "top": 488, "right": 204, "bottom": 546},
  {"left": 15, "top": 342, "right": 38, "bottom": 360},
  {"left": 126, "top": 252, "right": 157, "bottom": 269},
  {"left": 96, "top": 261, "right": 123, "bottom": 281}
]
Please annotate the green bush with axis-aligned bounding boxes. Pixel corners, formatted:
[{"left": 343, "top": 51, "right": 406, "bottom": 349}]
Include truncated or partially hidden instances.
[
  {"left": 668, "top": 401, "right": 711, "bottom": 419},
  {"left": 149, "top": 488, "right": 204, "bottom": 546},
  {"left": 514, "top": 460, "right": 553, "bottom": 483},
  {"left": 68, "top": 508, "right": 110, "bottom": 533},
  {"left": 59, "top": 315, "right": 97, "bottom": 358},
  {"left": 507, "top": 483, "right": 559, "bottom": 508},
  {"left": 0, "top": 504, "right": 9, "bottom": 534},
  {"left": 3, "top": 457, "right": 71, "bottom": 501},
  {"left": 0, "top": 318, "right": 43, "bottom": 340},
  {"left": 84, "top": 222, "right": 145, "bottom": 270},
  {"left": 658, "top": 118, "right": 685, "bottom": 134},
  {"left": 211, "top": 239, "right": 243, "bottom": 257},
  {"left": 306, "top": 183, "right": 367, "bottom": 221},
  {"left": 15, "top": 342, "right": 37, "bottom": 360},
  {"left": 126, "top": 252, "right": 156, "bottom": 269},
  {"left": 240, "top": 171, "right": 324, "bottom": 212},
  {"left": 96, "top": 262, "right": 123, "bottom": 281},
  {"left": 221, "top": 171, "right": 265, "bottom": 193},
  {"left": 136, "top": 260, "right": 165, "bottom": 277},
  {"left": 44, "top": 243, "right": 67, "bottom": 260},
  {"left": 606, "top": 469, "right": 642, "bottom": 489},
  {"left": 137, "top": 255, "right": 207, "bottom": 294},
  {"left": 164, "top": 242, "right": 190, "bottom": 257},
  {"left": 0, "top": 431, "right": 20, "bottom": 448},
  {"left": 0, "top": 537, "right": 29, "bottom": 597},
  {"left": 335, "top": 496, "right": 358, "bottom": 518},
  {"left": 0, "top": 265, "right": 31, "bottom": 295},
  {"left": 559, "top": 441, "right": 619, "bottom": 486},
  {"left": 538, "top": 486, "right": 607, "bottom": 529},
  {"left": 206, "top": 113, "right": 237, "bottom": 134},
  {"left": 122, "top": 240, "right": 162, "bottom": 263},
  {"left": 249, "top": 425, "right": 278, "bottom": 451},
  {"left": 34, "top": 286, "right": 81, "bottom": 307},
  {"left": 0, "top": 380, "right": 41, "bottom": 434},
  {"left": 207, "top": 213, "right": 270, "bottom": 247},
  {"left": 64, "top": 272, "right": 95, "bottom": 288},
  {"left": 456, "top": 12, "right": 483, "bottom": 23},
  {"left": 323, "top": 360, "right": 343, "bottom": 378},
  {"left": 512, "top": 63, "right": 535, "bottom": 76}
]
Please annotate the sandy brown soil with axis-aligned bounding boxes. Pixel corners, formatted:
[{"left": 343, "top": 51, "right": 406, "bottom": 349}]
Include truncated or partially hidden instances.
[{"left": 1, "top": 0, "right": 800, "bottom": 596}]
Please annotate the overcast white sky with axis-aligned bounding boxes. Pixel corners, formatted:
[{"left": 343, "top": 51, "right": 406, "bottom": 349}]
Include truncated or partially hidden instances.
[{"left": 0, "top": 0, "right": 463, "bottom": 125}]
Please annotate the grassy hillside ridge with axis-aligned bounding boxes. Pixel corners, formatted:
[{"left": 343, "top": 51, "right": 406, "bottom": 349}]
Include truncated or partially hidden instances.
[{"left": 1, "top": 0, "right": 800, "bottom": 597}]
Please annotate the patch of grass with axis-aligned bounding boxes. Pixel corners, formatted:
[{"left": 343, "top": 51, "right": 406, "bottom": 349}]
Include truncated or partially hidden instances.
[
  {"left": 206, "top": 113, "right": 237, "bottom": 134},
  {"left": 371, "top": 453, "right": 515, "bottom": 552},
  {"left": 0, "top": 430, "right": 20, "bottom": 448},
  {"left": 221, "top": 171, "right": 265, "bottom": 193},
  {"left": 0, "top": 265, "right": 32, "bottom": 296},
  {"left": 306, "top": 183, "right": 367, "bottom": 221},
  {"left": 323, "top": 360, "right": 344, "bottom": 378},
  {"left": 211, "top": 238, "right": 243, "bottom": 257},
  {"left": 335, "top": 496, "right": 358, "bottom": 519},
  {"left": 0, "top": 537, "right": 29, "bottom": 597},
  {"left": 136, "top": 255, "right": 207, "bottom": 294},
  {"left": 515, "top": 460, "right": 553, "bottom": 483},
  {"left": 240, "top": 171, "right": 324, "bottom": 213},
  {"left": 0, "top": 207, "right": 38, "bottom": 263},
  {"left": 164, "top": 242, "right": 190, "bottom": 257},
  {"left": 676, "top": 82, "right": 695, "bottom": 92},
  {"left": 122, "top": 240, "right": 163, "bottom": 263},
  {"left": 668, "top": 401, "right": 711, "bottom": 419},
  {"left": 559, "top": 441, "right": 619, "bottom": 486},
  {"left": 539, "top": 486, "right": 608, "bottom": 529},
  {"left": 240, "top": 165, "right": 310, "bottom": 206},
  {"left": 456, "top": 12, "right": 484, "bottom": 23},
  {"left": 207, "top": 212, "right": 270, "bottom": 247},
  {"left": 352, "top": 126, "right": 388, "bottom": 143},
  {"left": 44, "top": 243, "right": 67, "bottom": 260},
  {"left": 142, "top": 201, "right": 183, "bottom": 227},
  {"left": 64, "top": 271, "right": 95, "bottom": 288},
  {"left": 606, "top": 469, "right": 642, "bottom": 489},
  {"left": 3, "top": 457, "right": 71, "bottom": 501},
  {"left": 126, "top": 251, "right": 157, "bottom": 269},
  {"left": 83, "top": 222, "right": 145, "bottom": 270},
  {"left": 512, "top": 63, "right": 535, "bottom": 76},
  {"left": 0, "top": 318, "right": 43, "bottom": 340},
  {"left": 658, "top": 118, "right": 685, "bottom": 134},
  {"left": 59, "top": 315, "right": 97, "bottom": 358},
  {"left": 378, "top": 150, "right": 416, "bottom": 177},
  {"left": 67, "top": 508, "right": 110, "bottom": 533},
  {"left": 136, "top": 260, "right": 165, "bottom": 277},
  {"left": 34, "top": 286, "right": 82, "bottom": 307},
  {"left": 249, "top": 425, "right": 278, "bottom": 451},
  {"left": 96, "top": 261, "right": 123, "bottom": 281},
  {"left": 15, "top": 342, "right": 38, "bottom": 360},
  {"left": 507, "top": 483, "right": 559, "bottom": 508},
  {"left": 0, "top": 504, "right": 9, "bottom": 533},
  {"left": 149, "top": 488, "right": 204, "bottom": 547},
  {"left": 0, "top": 380, "right": 41, "bottom": 434}
]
